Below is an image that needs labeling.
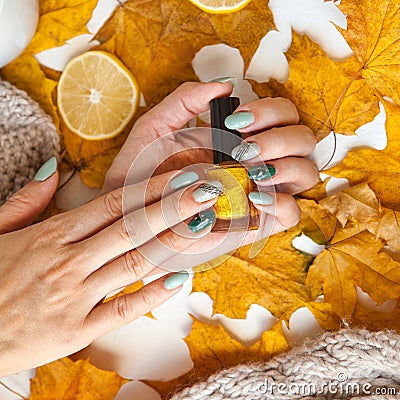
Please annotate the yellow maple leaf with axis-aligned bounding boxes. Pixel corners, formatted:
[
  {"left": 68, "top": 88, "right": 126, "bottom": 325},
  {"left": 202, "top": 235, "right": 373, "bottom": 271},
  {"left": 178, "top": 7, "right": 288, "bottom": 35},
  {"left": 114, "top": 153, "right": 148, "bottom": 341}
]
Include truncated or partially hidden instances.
[
  {"left": 30, "top": 358, "right": 128, "bottom": 400},
  {"left": 338, "top": 0, "right": 400, "bottom": 106},
  {"left": 319, "top": 182, "right": 380, "bottom": 227},
  {"left": 193, "top": 227, "right": 316, "bottom": 320},
  {"left": 253, "top": 33, "right": 380, "bottom": 141},
  {"left": 95, "top": 0, "right": 274, "bottom": 107},
  {"left": 327, "top": 102, "right": 400, "bottom": 209},
  {"left": 352, "top": 301, "right": 400, "bottom": 332},
  {"left": 367, "top": 209, "right": 400, "bottom": 252},
  {"left": 301, "top": 199, "right": 400, "bottom": 319}
]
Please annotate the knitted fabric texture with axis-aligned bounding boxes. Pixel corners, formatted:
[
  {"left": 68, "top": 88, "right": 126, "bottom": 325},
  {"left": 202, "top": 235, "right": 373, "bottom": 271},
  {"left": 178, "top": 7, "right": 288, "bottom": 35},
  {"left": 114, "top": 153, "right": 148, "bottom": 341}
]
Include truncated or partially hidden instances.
[
  {"left": 0, "top": 78, "right": 60, "bottom": 205},
  {"left": 172, "top": 329, "right": 400, "bottom": 400}
]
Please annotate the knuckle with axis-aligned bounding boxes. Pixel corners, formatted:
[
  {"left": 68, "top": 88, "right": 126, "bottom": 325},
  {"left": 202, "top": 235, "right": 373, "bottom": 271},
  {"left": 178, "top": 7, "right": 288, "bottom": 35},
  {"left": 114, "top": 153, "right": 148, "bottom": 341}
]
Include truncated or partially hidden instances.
[
  {"left": 179, "top": 81, "right": 197, "bottom": 93},
  {"left": 116, "top": 218, "right": 133, "bottom": 247},
  {"left": 277, "top": 97, "right": 299, "bottom": 122},
  {"left": 6, "top": 190, "right": 33, "bottom": 210},
  {"left": 29, "top": 218, "right": 65, "bottom": 249},
  {"left": 43, "top": 248, "right": 76, "bottom": 283},
  {"left": 114, "top": 296, "right": 133, "bottom": 321},
  {"left": 308, "top": 161, "right": 320, "bottom": 187},
  {"left": 103, "top": 189, "right": 123, "bottom": 220},
  {"left": 300, "top": 125, "right": 317, "bottom": 152},
  {"left": 277, "top": 194, "right": 301, "bottom": 227},
  {"left": 139, "top": 286, "right": 156, "bottom": 308},
  {"left": 270, "top": 128, "right": 288, "bottom": 155},
  {"left": 165, "top": 191, "right": 185, "bottom": 219},
  {"left": 123, "top": 251, "right": 147, "bottom": 281},
  {"left": 162, "top": 231, "right": 185, "bottom": 251}
]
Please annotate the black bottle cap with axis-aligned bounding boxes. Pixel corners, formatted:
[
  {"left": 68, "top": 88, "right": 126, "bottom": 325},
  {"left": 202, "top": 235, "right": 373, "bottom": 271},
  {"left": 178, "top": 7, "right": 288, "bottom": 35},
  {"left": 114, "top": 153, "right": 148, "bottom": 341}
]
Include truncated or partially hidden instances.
[{"left": 210, "top": 97, "right": 242, "bottom": 164}]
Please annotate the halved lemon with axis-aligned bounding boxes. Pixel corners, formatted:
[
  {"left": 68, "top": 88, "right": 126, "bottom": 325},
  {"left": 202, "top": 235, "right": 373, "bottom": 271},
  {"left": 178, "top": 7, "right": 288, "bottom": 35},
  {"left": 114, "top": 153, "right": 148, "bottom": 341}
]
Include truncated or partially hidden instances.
[
  {"left": 57, "top": 51, "right": 139, "bottom": 141},
  {"left": 188, "top": 0, "right": 252, "bottom": 14}
]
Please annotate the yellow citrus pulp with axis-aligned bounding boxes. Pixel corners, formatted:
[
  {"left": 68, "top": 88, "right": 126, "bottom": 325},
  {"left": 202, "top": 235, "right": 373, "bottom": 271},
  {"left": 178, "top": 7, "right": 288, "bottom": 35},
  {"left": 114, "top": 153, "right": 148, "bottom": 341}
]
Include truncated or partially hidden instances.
[
  {"left": 57, "top": 51, "right": 139, "bottom": 141},
  {"left": 188, "top": 0, "right": 252, "bottom": 14}
]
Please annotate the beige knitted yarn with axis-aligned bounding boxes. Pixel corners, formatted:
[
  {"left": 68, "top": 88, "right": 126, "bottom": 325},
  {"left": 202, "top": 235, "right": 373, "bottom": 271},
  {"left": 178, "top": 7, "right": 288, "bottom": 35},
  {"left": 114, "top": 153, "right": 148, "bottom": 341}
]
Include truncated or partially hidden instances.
[
  {"left": 0, "top": 78, "right": 60, "bottom": 205},
  {"left": 172, "top": 329, "right": 400, "bottom": 400}
]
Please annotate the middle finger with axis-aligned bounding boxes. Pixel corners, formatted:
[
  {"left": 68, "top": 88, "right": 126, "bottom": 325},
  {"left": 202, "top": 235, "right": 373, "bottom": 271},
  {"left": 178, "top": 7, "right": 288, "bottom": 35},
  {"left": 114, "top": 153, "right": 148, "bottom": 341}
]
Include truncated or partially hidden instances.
[{"left": 231, "top": 125, "right": 317, "bottom": 162}]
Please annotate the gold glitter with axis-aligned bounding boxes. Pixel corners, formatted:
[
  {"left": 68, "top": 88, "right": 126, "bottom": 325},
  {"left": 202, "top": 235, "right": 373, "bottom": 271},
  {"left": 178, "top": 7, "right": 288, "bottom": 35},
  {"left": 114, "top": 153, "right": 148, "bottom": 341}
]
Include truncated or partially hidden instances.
[{"left": 206, "top": 164, "right": 259, "bottom": 231}]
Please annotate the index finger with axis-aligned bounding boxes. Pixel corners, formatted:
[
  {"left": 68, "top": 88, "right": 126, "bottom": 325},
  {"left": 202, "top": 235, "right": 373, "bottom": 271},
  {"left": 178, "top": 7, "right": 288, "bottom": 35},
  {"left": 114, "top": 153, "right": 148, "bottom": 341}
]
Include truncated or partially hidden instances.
[
  {"left": 75, "top": 180, "right": 222, "bottom": 267},
  {"left": 63, "top": 170, "right": 199, "bottom": 242}
]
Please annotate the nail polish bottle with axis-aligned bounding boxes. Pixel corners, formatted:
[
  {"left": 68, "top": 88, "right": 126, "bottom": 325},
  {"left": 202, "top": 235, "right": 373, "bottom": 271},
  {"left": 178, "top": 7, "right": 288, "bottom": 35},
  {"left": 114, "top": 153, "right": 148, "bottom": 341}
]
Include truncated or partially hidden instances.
[{"left": 206, "top": 97, "right": 259, "bottom": 232}]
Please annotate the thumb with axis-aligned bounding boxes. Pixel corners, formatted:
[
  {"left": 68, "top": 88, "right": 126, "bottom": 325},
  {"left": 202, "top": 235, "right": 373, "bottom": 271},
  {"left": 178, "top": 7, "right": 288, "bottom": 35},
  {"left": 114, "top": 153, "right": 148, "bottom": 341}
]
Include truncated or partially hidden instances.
[{"left": 0, "top": 157, "right": 59, "bottom": 234}]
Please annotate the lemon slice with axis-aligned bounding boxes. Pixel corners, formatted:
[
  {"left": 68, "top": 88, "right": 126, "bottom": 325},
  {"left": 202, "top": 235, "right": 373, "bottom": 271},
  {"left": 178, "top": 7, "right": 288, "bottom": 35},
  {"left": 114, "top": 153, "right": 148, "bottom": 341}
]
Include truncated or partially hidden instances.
[
  {"left": 188, "top": 0, "right": 251, "bottom": 14},
  {"left": 57, "top": 51, "right": 139, "bottom": 141}
]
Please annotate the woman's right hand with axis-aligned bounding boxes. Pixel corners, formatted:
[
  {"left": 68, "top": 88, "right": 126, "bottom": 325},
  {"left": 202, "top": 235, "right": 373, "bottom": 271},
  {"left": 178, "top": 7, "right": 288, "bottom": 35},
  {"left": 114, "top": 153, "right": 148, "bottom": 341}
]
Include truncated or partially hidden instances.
[{"left": 0, "top": 164, "right": 221, "bottom": 377}]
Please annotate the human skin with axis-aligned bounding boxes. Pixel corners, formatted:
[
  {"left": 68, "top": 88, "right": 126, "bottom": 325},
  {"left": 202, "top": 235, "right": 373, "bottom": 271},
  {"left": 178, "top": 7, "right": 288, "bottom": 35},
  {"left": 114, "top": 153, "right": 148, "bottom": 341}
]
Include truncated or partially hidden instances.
[{"left": 0, "top": 81, "right": 318, "bottom": 377}]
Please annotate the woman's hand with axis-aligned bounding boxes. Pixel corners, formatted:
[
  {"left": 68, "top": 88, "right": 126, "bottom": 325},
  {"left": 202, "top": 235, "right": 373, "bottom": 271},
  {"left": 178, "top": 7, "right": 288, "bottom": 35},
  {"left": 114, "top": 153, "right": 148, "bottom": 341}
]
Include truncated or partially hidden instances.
[
  {"left": 0, "top": 163, "right": 222, "bottom": 377},
  {"left": 103, "top": 80, "right": 319, "bottom": 235}
]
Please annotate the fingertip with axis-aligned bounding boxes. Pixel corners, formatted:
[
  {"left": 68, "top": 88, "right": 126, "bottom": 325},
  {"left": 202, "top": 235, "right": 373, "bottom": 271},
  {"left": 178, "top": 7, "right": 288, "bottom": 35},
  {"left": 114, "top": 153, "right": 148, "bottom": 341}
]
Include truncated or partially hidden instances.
[
  {"left": 206, "top": 80, "right": 235, "bottom": 97},
  {"left": 163, "top": 271, "right": 190, "bottom": 290}
]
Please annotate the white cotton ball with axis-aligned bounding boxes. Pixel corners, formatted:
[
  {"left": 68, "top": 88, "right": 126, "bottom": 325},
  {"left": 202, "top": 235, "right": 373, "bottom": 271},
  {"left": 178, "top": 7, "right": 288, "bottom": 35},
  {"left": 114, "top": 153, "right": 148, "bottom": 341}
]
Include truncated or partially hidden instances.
[{"left": 0, "top": 0, "right": 39, "bottom": 67}]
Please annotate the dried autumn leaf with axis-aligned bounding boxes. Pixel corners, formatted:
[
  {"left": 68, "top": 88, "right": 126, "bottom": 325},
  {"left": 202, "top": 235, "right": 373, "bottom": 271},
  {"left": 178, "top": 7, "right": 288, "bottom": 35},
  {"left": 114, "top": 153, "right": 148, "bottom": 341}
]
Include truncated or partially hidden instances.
[
  {"left": 352, "top": 301, "right": 400, "bottom": 332},
  {"left": 62, "top": 122, "right": 131, "bottom": 188},
  {"left": 327, "top": 102, "right": 400, "bottom": 209},
  {"left": 298, "top": 178, "right": 329, "bottom": 202},
  {"left": 338, "top": 0, "right": 400, "bottom": 106},
  {"left": 95, "top": 0, "right": 273, "bottom": 107},
  {"left": 30, "top": 358, "right": 128, "bottom": 400},
  {"left": 319, "top": 182, "right": 380, "bottom": 227},
  {"left": 367, "top": 209, "right": 400, "bottom": 252},
  {"left": 320, "top": 183, "right": 400, "bottom": 252},
  {"left": 301, "top": 200, "right": 400, "bottom": 319},
  {"left": 193, "top": 227, "right": 314, "bottom": 320},
  {"left": 253, "top": 33, "right": 380, "bottom": 140}
]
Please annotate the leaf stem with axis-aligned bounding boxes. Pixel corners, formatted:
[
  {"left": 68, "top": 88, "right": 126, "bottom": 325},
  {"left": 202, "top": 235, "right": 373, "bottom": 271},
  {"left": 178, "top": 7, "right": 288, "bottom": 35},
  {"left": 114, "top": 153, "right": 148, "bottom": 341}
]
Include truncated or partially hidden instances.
[
  {"left": 0, "top": 381, "right": 27, "bottom": 400},
  {"left": 319, "top": 66, "right": 364, "bottom": 171}
]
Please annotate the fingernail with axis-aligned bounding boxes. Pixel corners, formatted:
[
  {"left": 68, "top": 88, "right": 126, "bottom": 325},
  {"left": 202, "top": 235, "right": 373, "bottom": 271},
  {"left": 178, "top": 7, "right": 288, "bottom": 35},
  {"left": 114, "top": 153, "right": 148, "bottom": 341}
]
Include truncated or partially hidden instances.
[
  {"left": 34, "top": 156, "right": 57, "bottom": 182},
  {"left": 209, "top": 77, "right": 237, "bottom": 87},
  {"left": 193, "top": 181, "right": 222, "bottom": 202},
  {"left": 248, "top": 165, "right": 277, "bottom": 181},
  {"left": 225, "top": 112, "right": 254, "bottom": 130},
  {"left": 231, "top": 142, "right": 260, "bottom": 161},
  {"left": 188, "top": 209, "right": 216, "bottom": 233},
  {"left": 170, "top": 171, "right": 199, "bottom": 190},
  {"left": 164, "top": 271, "right": 190, "bottom": 290},
  {"left": 249, "top": 191, "right": 273, "bottom": 205}
]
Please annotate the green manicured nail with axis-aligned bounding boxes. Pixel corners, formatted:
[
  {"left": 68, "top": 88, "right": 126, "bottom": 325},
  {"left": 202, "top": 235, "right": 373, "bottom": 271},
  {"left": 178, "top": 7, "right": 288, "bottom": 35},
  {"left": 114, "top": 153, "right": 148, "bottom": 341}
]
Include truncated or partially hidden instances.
[
  {"left": 209, "top": 77, "right": 237, "bottom": 87},
  {"left": 225, "top": 112, "right": 254, "bottom": 130},
  {"left": 34, "top": 156, "right": 57, "bottom": 182},
  {"left": 164, "top": 271, "right": 190, "bottom": 290},
  {"left": 188, "top": 209, "right": 216, "bottom": 233},
  {"left": 248, "top": 165, "right": 276, "bottom": 181},
  {"left": 170, "top": 171, "right": 199, "bottom": 190},
  {"left": 249, "top": 191, "right": 273, "bottom": 205}
]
